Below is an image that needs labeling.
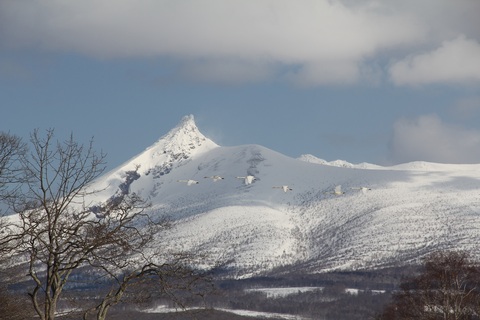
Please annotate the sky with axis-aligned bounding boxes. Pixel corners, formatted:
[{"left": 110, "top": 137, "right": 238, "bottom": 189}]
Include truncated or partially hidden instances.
[{"left": 1, "top": 0, "right": 480, "bottom": 170}]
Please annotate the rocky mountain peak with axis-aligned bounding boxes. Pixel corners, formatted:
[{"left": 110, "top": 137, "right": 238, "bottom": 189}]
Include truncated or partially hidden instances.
[
  {"left": 148, "top": 114, "right": 218, "bottom": 158},
  {"left": 101, "top": 115, "right": 218, "bottom": 188}
]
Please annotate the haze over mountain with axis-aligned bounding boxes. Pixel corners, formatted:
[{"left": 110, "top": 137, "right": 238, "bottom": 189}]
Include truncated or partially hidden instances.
[{"left": 89, "top": 115, "right": 480, "bottom": 277}]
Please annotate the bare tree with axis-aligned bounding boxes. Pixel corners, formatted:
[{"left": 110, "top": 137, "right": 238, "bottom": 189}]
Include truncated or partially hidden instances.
[
  {"left": 0, "top": 266, "right": 34, "bottom": 320},
  {"left": 0, "top": 132, "right": 26, "bottom": 215},
  {"left": 0, "top": 129, "right": 185, "bottom": 320},
  {"left": 377, "top": 250, "right": 480, "bottom": 320},
  {"left": 0, "top": 132, "right": 32, "bottom": 319},
  {"left": 0, "top": 285, "right": 32, "bottom": 320},
  {"left": 82, "top": 254, "right": 213, "bottom": 320}
]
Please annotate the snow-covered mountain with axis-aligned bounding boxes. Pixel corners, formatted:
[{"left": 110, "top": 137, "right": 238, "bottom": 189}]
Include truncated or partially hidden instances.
[
  {"left": 89, "top": 115, "right": 480, "bottom": 277},
  {"left": 297, "top": 154, "right": 382, "bottom": 170}
]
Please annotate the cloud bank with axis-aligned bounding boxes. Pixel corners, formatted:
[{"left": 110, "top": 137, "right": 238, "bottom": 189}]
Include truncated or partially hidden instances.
[
  {"left": 389, "top": 114, "right": 480, "bottom": 164},
  {"left": 389, "top": 35, "right": 480, "bottom": 86},
  {"left": 0, "top": 0, "right": 479, "bottom": 86}
]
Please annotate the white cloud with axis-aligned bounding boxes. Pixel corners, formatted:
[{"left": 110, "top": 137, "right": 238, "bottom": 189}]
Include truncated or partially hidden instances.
[
  {"left": 0, "top": 0, "right": 425, "bottom": 85},
  {"left": 389, "top": 35, "right": 480, "bottom": 86},
  {"left": 1, "top": 0, "right": 479, "bottom": 86},
  {"left": 0, "top": 1, "right": 424, "bottom": 57},
  {"left": 389, "top": 114, "right": 480, "bottom": 164},
  {"left": 377, "top": 0, "right": 480, "bottom": 42}
]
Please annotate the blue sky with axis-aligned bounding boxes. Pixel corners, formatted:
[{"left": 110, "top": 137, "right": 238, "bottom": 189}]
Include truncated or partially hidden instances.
[{"left": 1, "top": 0, "right": 480, "bottom": 171}]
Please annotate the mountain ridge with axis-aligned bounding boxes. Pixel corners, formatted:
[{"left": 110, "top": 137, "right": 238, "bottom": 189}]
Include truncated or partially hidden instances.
[{"left": 87, "top": 115, "right": 480, "bottom": 277}]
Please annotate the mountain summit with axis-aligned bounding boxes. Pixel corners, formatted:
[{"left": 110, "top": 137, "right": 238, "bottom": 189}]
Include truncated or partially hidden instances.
[
  {"left": 89, "top": 115, "right": 480, "bottom": 277},
  {"left": 148, "top": 114, "right": 218, "bottom": 160},
  {"left": 124, "top": 114, "right": 218, "bottom": 171},
  {"left": 93, "top": 115, "right": 218, "bottom": 200}
]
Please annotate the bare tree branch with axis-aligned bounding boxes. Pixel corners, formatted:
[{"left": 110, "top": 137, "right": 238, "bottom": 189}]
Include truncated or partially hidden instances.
[
  {"left": 0, "top": 132, "right": 26, "bottom": 216},
  {"left": 1, "top": 129, "right": 211, "bottom": 320},
  {"left": 377, "top": 250, "right": 480, "bottom": 320}
]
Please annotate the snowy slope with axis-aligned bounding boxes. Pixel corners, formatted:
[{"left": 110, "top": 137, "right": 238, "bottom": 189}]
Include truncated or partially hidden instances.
[
  {"left": 88, "top": 115, "right": 480, "bottom": 277},
  {"left": 298, "top": 154, "right": 382, "bottom": 170},
  {"left": 89, "top": 115, "right": 218, "bottom": 202}
]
